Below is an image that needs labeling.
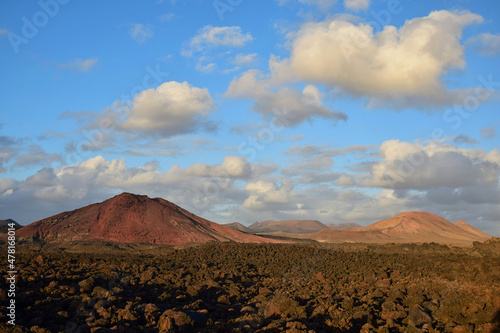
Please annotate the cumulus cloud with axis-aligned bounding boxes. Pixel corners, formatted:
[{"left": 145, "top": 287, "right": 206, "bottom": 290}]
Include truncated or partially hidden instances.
[
  {"left": 362, "top": 139, "right": 500, "bottom": 189},
  {"left": 243, "top": 180, "right": 295, "bottom": 211},
  {"left": 467, "top": 33, "right": 500, "bottom": 56},
  {"left": 130, "top": 24, "right": 153, "bottom": 44},
  {"left": 272, "top": 10, "right": 484, "bottom": 109},
  {"left": 0, "top": 155, "right": 254, "bottom": 222},
  {"left": 226, "top": 70, "right": 347, "bottom": 125},
  {"left": 344, "top": 0, "right": 370, "bottom": 11},
  {"left": 480, "top": 126, "right": 498, "bottom": 139},
  {"left": 120, "top": 81, "right": 215, "bottom": 137},
  {"left": 2, "top": 150, "right": 499, "bottom": 235},
  {"left": 337, "top": 174, "right": 356, "bottom": 186},
  {"left": 60, "top": 58, "right": 98, "bottom": 72}
]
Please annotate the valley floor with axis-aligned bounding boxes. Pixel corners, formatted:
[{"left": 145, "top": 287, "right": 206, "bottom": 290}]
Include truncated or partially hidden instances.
[{"left": 1, "top": 241, "right": 499, "bottom": 332}]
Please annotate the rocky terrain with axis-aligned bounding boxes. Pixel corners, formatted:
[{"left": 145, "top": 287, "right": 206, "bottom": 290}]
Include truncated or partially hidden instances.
[
  {"left": 16, "top": 193, "right": 282, "bottom": 246},
  {"left": 1, "top": 240, "right": 499, "bottom": 332},
  {"left": 3, "top": 193, "right": 497, "bottom": 332}
]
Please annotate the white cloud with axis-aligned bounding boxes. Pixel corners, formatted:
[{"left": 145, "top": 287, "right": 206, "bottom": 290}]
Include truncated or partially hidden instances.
[
  {"left": 130, "top": 24, "right": 153, "bottom": 44},
  {"left": 467, "top": 33, "right": 500, "bottom": 56},
  {"left": 225, "top": 69, "right": 347, "bottom": 125},
  {"left": 183, "top": 26, "right": 253, "bottom": 73},
  {"left": 120, "top": 81, "right": 215, "bottom": 137},
  {"left": 60, "top": 58, "right": 98, "bottom": 72},
  {"left": 0, "top": 29, "right": 8, "bottom": 35},
  {"left": 243, "top": 180, "right": 295, "bottom": 211},
  {"left": 337, "top": 174, "right": 355, "bottom": 186},
  {"left": 361, "top": 139, "right": 500, "bottom": 189},
  {"left": 186, "top": 26, "right": 253, "bottom": 55},
  {"left": 344, "top": 0, "right": 369, "bottom": 11},
  {"left": 2, "top": 151, "right": 499, "bottom": 236},
  {"left": 272, "top": 10, "right": 484, "bottom": 109},
  {"left": 0, "top": 155, "right": 253, "bottom": 222},
  {"left": 195, "top": 62, "right": 216, "bottom": 73},
  {"left": 232, "top": 53, "right": 258, "bottom": 66}
]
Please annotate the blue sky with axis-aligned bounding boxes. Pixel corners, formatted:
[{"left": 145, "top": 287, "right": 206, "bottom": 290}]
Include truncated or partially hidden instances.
[{"left": 0, "top": 0, "right": 499, "bottom": 236}]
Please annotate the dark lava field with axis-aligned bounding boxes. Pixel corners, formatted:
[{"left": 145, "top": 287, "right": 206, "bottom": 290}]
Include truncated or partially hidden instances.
[{"left": 1, "top": 240, "right": 499, "bottom": 333}]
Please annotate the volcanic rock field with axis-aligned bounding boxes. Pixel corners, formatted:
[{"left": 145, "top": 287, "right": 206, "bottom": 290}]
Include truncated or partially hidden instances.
[{"left": 1, "top": 240, "right": 499, "bottom": 332}]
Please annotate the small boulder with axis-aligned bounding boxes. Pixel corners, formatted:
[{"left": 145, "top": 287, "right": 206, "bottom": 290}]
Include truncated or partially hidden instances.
[{"left": 408, "top": 304, "right": 433, "bottom": 327}]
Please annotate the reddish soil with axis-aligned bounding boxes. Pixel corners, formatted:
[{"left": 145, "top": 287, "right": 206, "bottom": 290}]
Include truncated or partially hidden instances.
[
  {"left": 16, "top": 193, "right": 282, "bottom": 246},
  {"left": 454, "top": 220, "right": 492, "bottom": 239},
  {"left": 311, "top": 212, "right": 491, "bottom": 245}
]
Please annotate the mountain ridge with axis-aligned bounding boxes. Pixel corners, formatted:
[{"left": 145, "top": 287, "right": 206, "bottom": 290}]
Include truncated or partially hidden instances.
[
  {"left": 17, "top": 192, "right": 282, "bottom": 246},
  {"left": 312, "top": 212, "right": 491, "bottom": 245},
  {"left": 249, "top": 219, "right": 329, "bottom": 234}
]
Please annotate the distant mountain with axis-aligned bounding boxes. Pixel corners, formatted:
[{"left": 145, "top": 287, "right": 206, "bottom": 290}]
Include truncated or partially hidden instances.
[
  {"left": 224, "top": 222, "right": 254, "bottom": 234},
  {"left": 249, "top": 220, "right": 329, "bottom": 234},
  {"left": 310, "top": 212, "right": 491, "bottom": 245},
  {"left": 0, "top": 219, "right": 22, "bottom": 240},
  {"left": 454, "top": 220, "right": 492, "bottom": 239},
  {"left": 326, "top": 222, "right": 361, "bottom": 230},
  {"left": 0, "top": 219, "right": 21, "bottom": 228},
  {"left": 17, "top": 193, "right": 282, "bottom": 246}
]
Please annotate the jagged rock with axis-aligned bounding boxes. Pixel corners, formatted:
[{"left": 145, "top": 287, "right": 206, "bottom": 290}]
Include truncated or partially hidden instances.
[
  {"left": 117, "top": 308, "right": 137, "bottom": 322},
  {"left": 92, "top": 286, "right": 111, "bottom": 299},
  {"left": 241, "top": 305, "right": 255, "bottom": 313},
  {"left": 408, "top": 304, "right": 433, "bottom": 327},
  {"left": 263, "top": 294, "right": 306, "bottom": 319},
  {"left": 79, "top": 277, "right": 95, "bottom": 292}
]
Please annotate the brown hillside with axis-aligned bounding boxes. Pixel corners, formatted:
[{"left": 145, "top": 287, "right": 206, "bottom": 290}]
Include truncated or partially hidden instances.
[
  {"left": 310, "top": 212, "right": 491, "bottom": 245},
  {"left": 17, "top": 193, "right": 282, "bottom": 246},
  {"left": 326, "top": 222, "right": 361, "bottom": 230},
  {"left": 454, "top": 220, "right": 492, "bottom": 239},
  {"left": 250, "top": 219, "right": 329, "bottom": 234},
  {"left": 224, "top": 222, "right": 254, "bottom": 234}
]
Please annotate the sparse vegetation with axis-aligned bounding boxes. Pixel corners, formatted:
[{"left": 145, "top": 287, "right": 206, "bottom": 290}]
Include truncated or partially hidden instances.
[{"left": 1, "top": 240, "right": 499, "bottom": 332}]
